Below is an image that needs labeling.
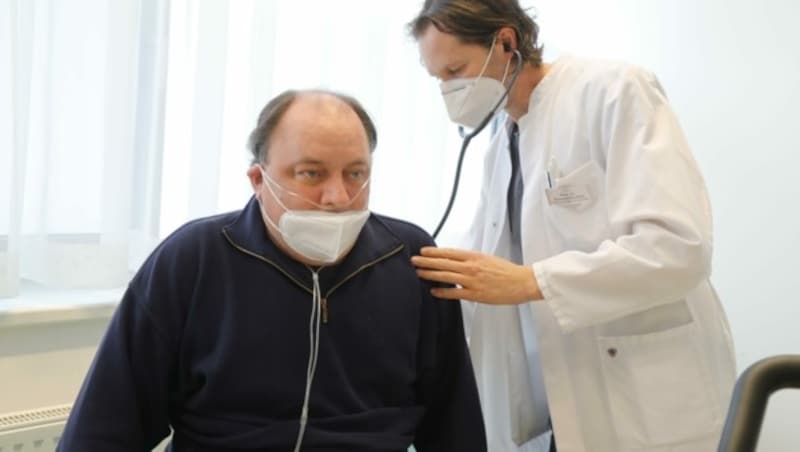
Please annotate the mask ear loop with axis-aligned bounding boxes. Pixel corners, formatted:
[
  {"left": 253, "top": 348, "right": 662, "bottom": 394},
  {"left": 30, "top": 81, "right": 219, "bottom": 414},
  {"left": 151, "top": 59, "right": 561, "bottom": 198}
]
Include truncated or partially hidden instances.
[
  {"left": 500, "top": 52, "right": 512, "bottom": 86},
  {"left": 260, "top": 166, "right": 292, "bottom": 212},
  {"left": 474, "top": 34, "right": 498, "bottom": 81},
  {"left": 259, "top": 166, "right": 369, "bottom": 211}
]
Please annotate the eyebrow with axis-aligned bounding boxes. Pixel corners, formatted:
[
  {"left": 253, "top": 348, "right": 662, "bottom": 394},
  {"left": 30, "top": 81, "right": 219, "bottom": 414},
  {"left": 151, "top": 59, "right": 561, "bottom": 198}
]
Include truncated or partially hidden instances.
[
  {"left": 293, "top": 158, "right": 324, "bottom": 165},
  {"left": 292, "top": 158, "right": 370, "bottom": 167}
]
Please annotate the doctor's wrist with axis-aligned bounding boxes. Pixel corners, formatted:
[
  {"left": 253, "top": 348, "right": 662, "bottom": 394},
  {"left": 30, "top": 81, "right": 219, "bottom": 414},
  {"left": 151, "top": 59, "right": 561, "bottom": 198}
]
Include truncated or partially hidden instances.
[{"left": 521, "top": 265, "right": 544, "bottom": 302}]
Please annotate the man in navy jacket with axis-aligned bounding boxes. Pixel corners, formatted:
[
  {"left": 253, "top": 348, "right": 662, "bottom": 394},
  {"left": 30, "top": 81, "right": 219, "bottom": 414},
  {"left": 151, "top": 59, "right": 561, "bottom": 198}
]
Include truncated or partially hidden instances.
[{"left": 57, "top": 89, "right": 486, "bottom": 452}]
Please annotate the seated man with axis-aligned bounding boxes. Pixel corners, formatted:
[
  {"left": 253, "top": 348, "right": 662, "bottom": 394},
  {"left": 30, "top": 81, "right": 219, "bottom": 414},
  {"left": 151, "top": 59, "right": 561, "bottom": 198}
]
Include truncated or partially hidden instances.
[{"left": 57, "top": 89, "right": 486, "bottom": 452}]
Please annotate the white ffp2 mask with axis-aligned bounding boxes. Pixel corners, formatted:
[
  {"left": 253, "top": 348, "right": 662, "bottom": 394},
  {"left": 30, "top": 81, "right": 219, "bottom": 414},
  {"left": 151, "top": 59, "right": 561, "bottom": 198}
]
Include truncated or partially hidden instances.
[
  {"left": 440, "top": 36, "right": 511, "bottom": 129},
  {"left": 258, "top": 169, "right": 370, "bottom": 264},
  {"left": 273, "top": 209, "right": 369, "bottom": 264}
]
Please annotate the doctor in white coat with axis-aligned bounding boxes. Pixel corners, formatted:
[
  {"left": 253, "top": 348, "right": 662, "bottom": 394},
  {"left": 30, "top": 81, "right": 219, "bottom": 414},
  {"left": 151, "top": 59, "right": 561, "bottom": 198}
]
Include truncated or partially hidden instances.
[{"left": 408, "top": 1, "right": 737, "bottom": 451}]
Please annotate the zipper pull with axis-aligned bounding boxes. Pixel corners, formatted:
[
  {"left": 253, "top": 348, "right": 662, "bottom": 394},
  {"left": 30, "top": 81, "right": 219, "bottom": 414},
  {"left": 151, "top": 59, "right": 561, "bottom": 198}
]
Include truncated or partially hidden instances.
[{"left": 321, "top": 297, "right": 328, "bottom": 324}]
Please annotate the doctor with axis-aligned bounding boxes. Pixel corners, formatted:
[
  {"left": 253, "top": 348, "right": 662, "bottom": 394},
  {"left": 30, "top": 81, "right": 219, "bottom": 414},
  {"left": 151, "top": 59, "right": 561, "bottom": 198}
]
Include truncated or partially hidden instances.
[{"left": 407, "top": 1, "right": 737, "bottom": 451}]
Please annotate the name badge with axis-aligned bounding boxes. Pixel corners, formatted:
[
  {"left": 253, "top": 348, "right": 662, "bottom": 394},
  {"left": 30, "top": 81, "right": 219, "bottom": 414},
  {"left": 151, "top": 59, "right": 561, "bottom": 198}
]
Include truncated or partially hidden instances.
[{"left": 545, "top": 184, "right": 593, "bottom": 210}]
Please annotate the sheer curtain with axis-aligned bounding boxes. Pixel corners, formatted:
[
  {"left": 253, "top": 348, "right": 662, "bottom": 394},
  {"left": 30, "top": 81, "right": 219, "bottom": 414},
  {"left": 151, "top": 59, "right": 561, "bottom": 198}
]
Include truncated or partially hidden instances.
[
  {"left": 1, "top": 0, "right": 487, "bottom": 299},
  {"left": 1, "top": 0, "right": 169, "bottom": 297}
]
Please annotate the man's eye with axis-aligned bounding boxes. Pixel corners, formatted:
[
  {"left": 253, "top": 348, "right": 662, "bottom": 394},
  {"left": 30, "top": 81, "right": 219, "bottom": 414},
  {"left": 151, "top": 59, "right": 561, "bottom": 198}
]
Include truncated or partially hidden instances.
[
  {"left": 297, "top": 170, "right": 320, "bottom": 179},
  {"left": 446, "top": 66, "right": 463, "bottom": 75},
  {"left": 349, "top": 170, "right": 366, "bottom": 180}
]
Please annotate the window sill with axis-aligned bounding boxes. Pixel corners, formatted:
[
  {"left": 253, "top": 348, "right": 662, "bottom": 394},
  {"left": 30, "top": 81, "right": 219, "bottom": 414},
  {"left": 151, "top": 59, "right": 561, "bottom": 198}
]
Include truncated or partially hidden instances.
[{"left": 0, "top": 282, "right": 124, "bottom": 329}]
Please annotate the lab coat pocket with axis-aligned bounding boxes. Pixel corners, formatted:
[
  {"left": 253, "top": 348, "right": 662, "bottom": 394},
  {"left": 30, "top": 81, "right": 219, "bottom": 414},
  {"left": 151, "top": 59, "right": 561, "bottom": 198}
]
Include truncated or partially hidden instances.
[
  {"left": 545, "top": 159, "right": 609, "bottom": 251},
  {"left": 597, "top": 322, "right": 720, "bottom": 448}
]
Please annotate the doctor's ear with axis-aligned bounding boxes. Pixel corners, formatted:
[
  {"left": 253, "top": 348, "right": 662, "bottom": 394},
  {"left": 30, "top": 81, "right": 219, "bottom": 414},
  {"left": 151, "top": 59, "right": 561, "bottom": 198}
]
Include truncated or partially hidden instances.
[{"left": 495, "top": 27, "right": 517, "bottom": 53}]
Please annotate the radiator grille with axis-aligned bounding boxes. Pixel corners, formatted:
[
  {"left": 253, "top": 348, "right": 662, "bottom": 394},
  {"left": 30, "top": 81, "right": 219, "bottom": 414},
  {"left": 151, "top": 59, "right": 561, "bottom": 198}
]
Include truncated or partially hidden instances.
[{"left": 0, "top": 405, "right": 71, "bottom": 433}]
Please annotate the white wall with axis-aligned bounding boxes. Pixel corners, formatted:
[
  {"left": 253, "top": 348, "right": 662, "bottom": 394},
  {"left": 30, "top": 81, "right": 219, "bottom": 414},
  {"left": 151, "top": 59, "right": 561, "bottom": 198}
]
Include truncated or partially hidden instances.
[
  {"left": 0, "top": 317, "right": 107, "bottom": 413},
  {"left": 0, "top": 312, "right": 171, "bottom": 451},
  {"left": 533, "top": 0, "right": 800, "bottom": 449}
]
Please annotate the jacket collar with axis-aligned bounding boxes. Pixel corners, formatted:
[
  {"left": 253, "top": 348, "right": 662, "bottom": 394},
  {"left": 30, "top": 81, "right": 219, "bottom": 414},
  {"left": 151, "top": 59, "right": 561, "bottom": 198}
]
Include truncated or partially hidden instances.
[{"left": 221, "top": 197, "right": 405, "bottom": 292}]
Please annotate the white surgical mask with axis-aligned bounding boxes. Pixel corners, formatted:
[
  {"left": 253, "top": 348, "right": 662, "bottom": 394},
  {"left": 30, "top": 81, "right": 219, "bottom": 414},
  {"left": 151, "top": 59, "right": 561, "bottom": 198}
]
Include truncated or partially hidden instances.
[
  {"left": 440, "top": 35, "right": 512, "bottom": 129},
  {"left": 258, "top": 168, "right": 370, "bottom": 264}
]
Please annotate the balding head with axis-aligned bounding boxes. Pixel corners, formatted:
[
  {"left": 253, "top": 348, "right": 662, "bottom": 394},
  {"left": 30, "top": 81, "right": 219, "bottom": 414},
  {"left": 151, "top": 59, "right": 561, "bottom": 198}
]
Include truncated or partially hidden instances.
[{"left": 248, "top": 89, "right": 377, "bottom": 165}]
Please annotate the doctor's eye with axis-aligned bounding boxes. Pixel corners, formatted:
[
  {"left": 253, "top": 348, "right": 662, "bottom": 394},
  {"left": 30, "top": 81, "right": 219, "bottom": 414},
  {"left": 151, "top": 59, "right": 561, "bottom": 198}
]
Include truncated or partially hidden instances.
[{"left": 446, "top": 65, "right": 464, "bottom": 76}]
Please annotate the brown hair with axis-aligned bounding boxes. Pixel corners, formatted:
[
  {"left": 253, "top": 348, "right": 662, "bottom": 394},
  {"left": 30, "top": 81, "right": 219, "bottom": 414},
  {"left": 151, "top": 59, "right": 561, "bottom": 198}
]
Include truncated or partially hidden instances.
[
  {"left": 408, "top": 0, "right": 543, "bottom": 67},
  {"left": 247, "top": 89, "right": 378, "bottom": 164}
]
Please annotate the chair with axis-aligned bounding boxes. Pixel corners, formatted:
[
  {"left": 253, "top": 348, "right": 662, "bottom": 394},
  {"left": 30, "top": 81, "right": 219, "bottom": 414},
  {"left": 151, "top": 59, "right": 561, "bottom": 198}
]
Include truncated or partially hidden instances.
[{"left": 718, "top": 355, "right": 800, "bottom": 452}]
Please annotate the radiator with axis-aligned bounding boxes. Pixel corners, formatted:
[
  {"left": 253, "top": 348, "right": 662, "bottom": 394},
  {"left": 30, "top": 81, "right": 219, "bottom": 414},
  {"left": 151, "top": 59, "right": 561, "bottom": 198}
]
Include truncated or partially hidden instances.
[{"left": 0, "top": 404, "right": 71, "bottom": 452}]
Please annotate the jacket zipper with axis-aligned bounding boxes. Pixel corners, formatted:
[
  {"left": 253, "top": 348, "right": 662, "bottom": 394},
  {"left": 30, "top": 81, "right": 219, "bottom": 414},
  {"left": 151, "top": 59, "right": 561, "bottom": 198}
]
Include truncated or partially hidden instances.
[
  {"left": 320, "top": 244, "right": 405, "bottom": 323},
  {"left": 222, "top": 229, "right": 313, "bottom": 295},
  {"left": 223, "top": 229, "right": 405, "bottom": 324}
]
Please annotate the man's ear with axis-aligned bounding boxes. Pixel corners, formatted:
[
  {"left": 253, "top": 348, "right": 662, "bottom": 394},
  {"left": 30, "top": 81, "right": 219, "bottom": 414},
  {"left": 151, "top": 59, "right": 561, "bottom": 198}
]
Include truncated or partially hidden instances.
[{"left": 246, "top": 164, "right": 263, "bottom": 192}]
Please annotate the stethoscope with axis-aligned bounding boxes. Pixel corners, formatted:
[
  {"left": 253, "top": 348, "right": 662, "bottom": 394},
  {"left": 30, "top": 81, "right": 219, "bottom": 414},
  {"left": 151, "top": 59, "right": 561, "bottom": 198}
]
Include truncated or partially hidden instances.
[{"left": 432, "top": 49, "right": 524, "bottom": 239}]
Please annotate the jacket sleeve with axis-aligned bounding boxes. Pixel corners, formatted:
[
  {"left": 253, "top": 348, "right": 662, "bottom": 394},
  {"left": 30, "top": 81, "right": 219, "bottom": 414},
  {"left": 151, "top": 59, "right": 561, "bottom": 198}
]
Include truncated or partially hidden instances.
[
  {"left": 57, "top": 242, "right": 187, "bottom": 451},
  {"left": 535, "top": 66, "right": 714, "bottom": 332},
  {"left": 412, "top": 247, "right": 487, "bottom": 451}
]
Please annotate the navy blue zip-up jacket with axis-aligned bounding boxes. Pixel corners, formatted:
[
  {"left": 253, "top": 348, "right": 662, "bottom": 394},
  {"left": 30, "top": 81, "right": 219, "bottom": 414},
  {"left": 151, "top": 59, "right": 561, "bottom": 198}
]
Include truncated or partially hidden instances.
[{"left": 57, "top": 197, "right": 486, "bottom": 452}]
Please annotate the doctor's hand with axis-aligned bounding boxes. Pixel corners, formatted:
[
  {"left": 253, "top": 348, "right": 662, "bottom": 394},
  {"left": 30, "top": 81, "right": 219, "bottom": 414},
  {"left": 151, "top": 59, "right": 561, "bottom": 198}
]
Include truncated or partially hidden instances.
[{"left": 411, "top": 247, "right": 543, "bottom": 305}]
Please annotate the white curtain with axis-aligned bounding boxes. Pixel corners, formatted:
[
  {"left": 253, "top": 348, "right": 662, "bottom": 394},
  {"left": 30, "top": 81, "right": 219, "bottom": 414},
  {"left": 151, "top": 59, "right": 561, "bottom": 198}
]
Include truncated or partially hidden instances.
[
  {"left": 1, "top": 0, "right": 169, "bottom": 297},
  {"left": 1, "top": 0, "right": 488, "bottom": 299}
]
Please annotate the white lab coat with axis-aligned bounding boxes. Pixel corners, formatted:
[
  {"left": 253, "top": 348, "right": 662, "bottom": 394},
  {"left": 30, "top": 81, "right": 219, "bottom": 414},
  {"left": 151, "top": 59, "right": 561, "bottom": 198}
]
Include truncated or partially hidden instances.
[{"left": 462, "top": 57, "right": 737, "bottom": 452}]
